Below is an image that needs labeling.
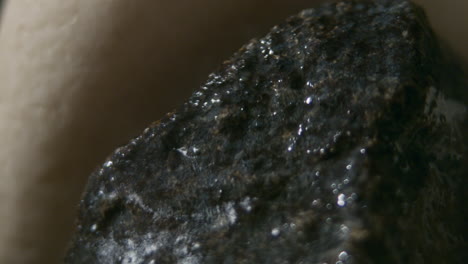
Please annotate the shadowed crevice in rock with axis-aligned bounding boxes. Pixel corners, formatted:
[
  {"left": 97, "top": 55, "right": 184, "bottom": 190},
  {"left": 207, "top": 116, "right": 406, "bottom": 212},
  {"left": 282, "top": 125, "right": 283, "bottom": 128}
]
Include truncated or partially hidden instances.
[{"left": 66, "top": 1, "right": 467, "bottom": 263}]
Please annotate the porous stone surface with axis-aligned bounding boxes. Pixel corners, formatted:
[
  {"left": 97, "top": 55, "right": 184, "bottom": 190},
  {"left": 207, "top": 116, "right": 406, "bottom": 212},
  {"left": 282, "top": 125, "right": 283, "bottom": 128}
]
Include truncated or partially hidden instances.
[{"left": 66, "top": 1, "right": 467, "bottom": 263}]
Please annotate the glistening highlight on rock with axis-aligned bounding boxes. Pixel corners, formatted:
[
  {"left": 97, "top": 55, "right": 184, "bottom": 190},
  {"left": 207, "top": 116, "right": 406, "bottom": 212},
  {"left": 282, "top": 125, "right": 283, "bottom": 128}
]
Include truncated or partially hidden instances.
[{"left": 65, "top": 1, "right": 467, "bottom": 263}]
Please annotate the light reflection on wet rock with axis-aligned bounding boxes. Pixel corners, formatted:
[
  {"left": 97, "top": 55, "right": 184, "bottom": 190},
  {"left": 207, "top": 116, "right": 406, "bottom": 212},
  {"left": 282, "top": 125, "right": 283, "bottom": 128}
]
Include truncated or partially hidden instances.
[{"left": 66, "top": 0, "right": 467, "bottom": 263}]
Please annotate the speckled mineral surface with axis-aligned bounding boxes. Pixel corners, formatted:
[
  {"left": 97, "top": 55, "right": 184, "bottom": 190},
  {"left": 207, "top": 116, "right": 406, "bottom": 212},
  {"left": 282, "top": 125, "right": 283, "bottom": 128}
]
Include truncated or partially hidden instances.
[{"left": 66, "top": 1, "right": 467, "bottom": 263}]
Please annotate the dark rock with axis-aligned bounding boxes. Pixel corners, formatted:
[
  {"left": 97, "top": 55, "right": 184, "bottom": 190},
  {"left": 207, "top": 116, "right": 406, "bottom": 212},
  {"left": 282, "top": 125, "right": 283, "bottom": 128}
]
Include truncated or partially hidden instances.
[{"left": 66, "top": 1, "right": 467, "bottom": 263}]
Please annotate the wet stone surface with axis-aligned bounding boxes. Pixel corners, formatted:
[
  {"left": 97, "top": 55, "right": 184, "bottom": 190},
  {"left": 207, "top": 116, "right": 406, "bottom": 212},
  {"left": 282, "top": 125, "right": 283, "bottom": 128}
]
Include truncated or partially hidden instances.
[{"left": 66, "top": 1, "right": 467, "bottom": 263}]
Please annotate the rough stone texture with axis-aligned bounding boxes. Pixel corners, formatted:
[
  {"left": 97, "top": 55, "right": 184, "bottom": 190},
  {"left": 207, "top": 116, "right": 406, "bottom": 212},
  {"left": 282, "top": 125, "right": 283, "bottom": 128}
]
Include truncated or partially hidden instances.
[{"left": 66, "top": 1, "right": 467, "bottom": 263}]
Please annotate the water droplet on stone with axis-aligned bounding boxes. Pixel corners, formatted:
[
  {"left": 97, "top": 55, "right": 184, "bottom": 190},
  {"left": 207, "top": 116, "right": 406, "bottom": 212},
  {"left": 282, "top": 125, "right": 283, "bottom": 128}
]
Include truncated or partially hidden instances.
[
  {"left": 297, "top": 124, "right": 303, "bottom": 135},
  {"left": 337, "top": 193, "right": 346, "bottom": 207},
  {"left": 240, "top": 197, "right": 253, "bottom": 212},
  {"left": 271, "top": 228, "right": 281, "bottom": 237},
  {"left": 192, "top": 242, "right": 201, "bottom": 250},
  {"left": 312, "top": 199, "right": 320, "bottom": 206},
  {"left": 338, "top": 251, "right": 349, "bottom": 261},
  {"left": 340, "top": 224, "right": 349, "bottom": 234}
]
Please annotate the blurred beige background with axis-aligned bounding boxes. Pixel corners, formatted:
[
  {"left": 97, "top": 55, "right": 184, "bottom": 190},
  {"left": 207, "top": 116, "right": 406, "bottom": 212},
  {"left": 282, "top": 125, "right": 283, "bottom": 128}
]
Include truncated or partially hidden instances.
[{"left": 0, "top": 0, "right": 466, "bottom": 263}]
